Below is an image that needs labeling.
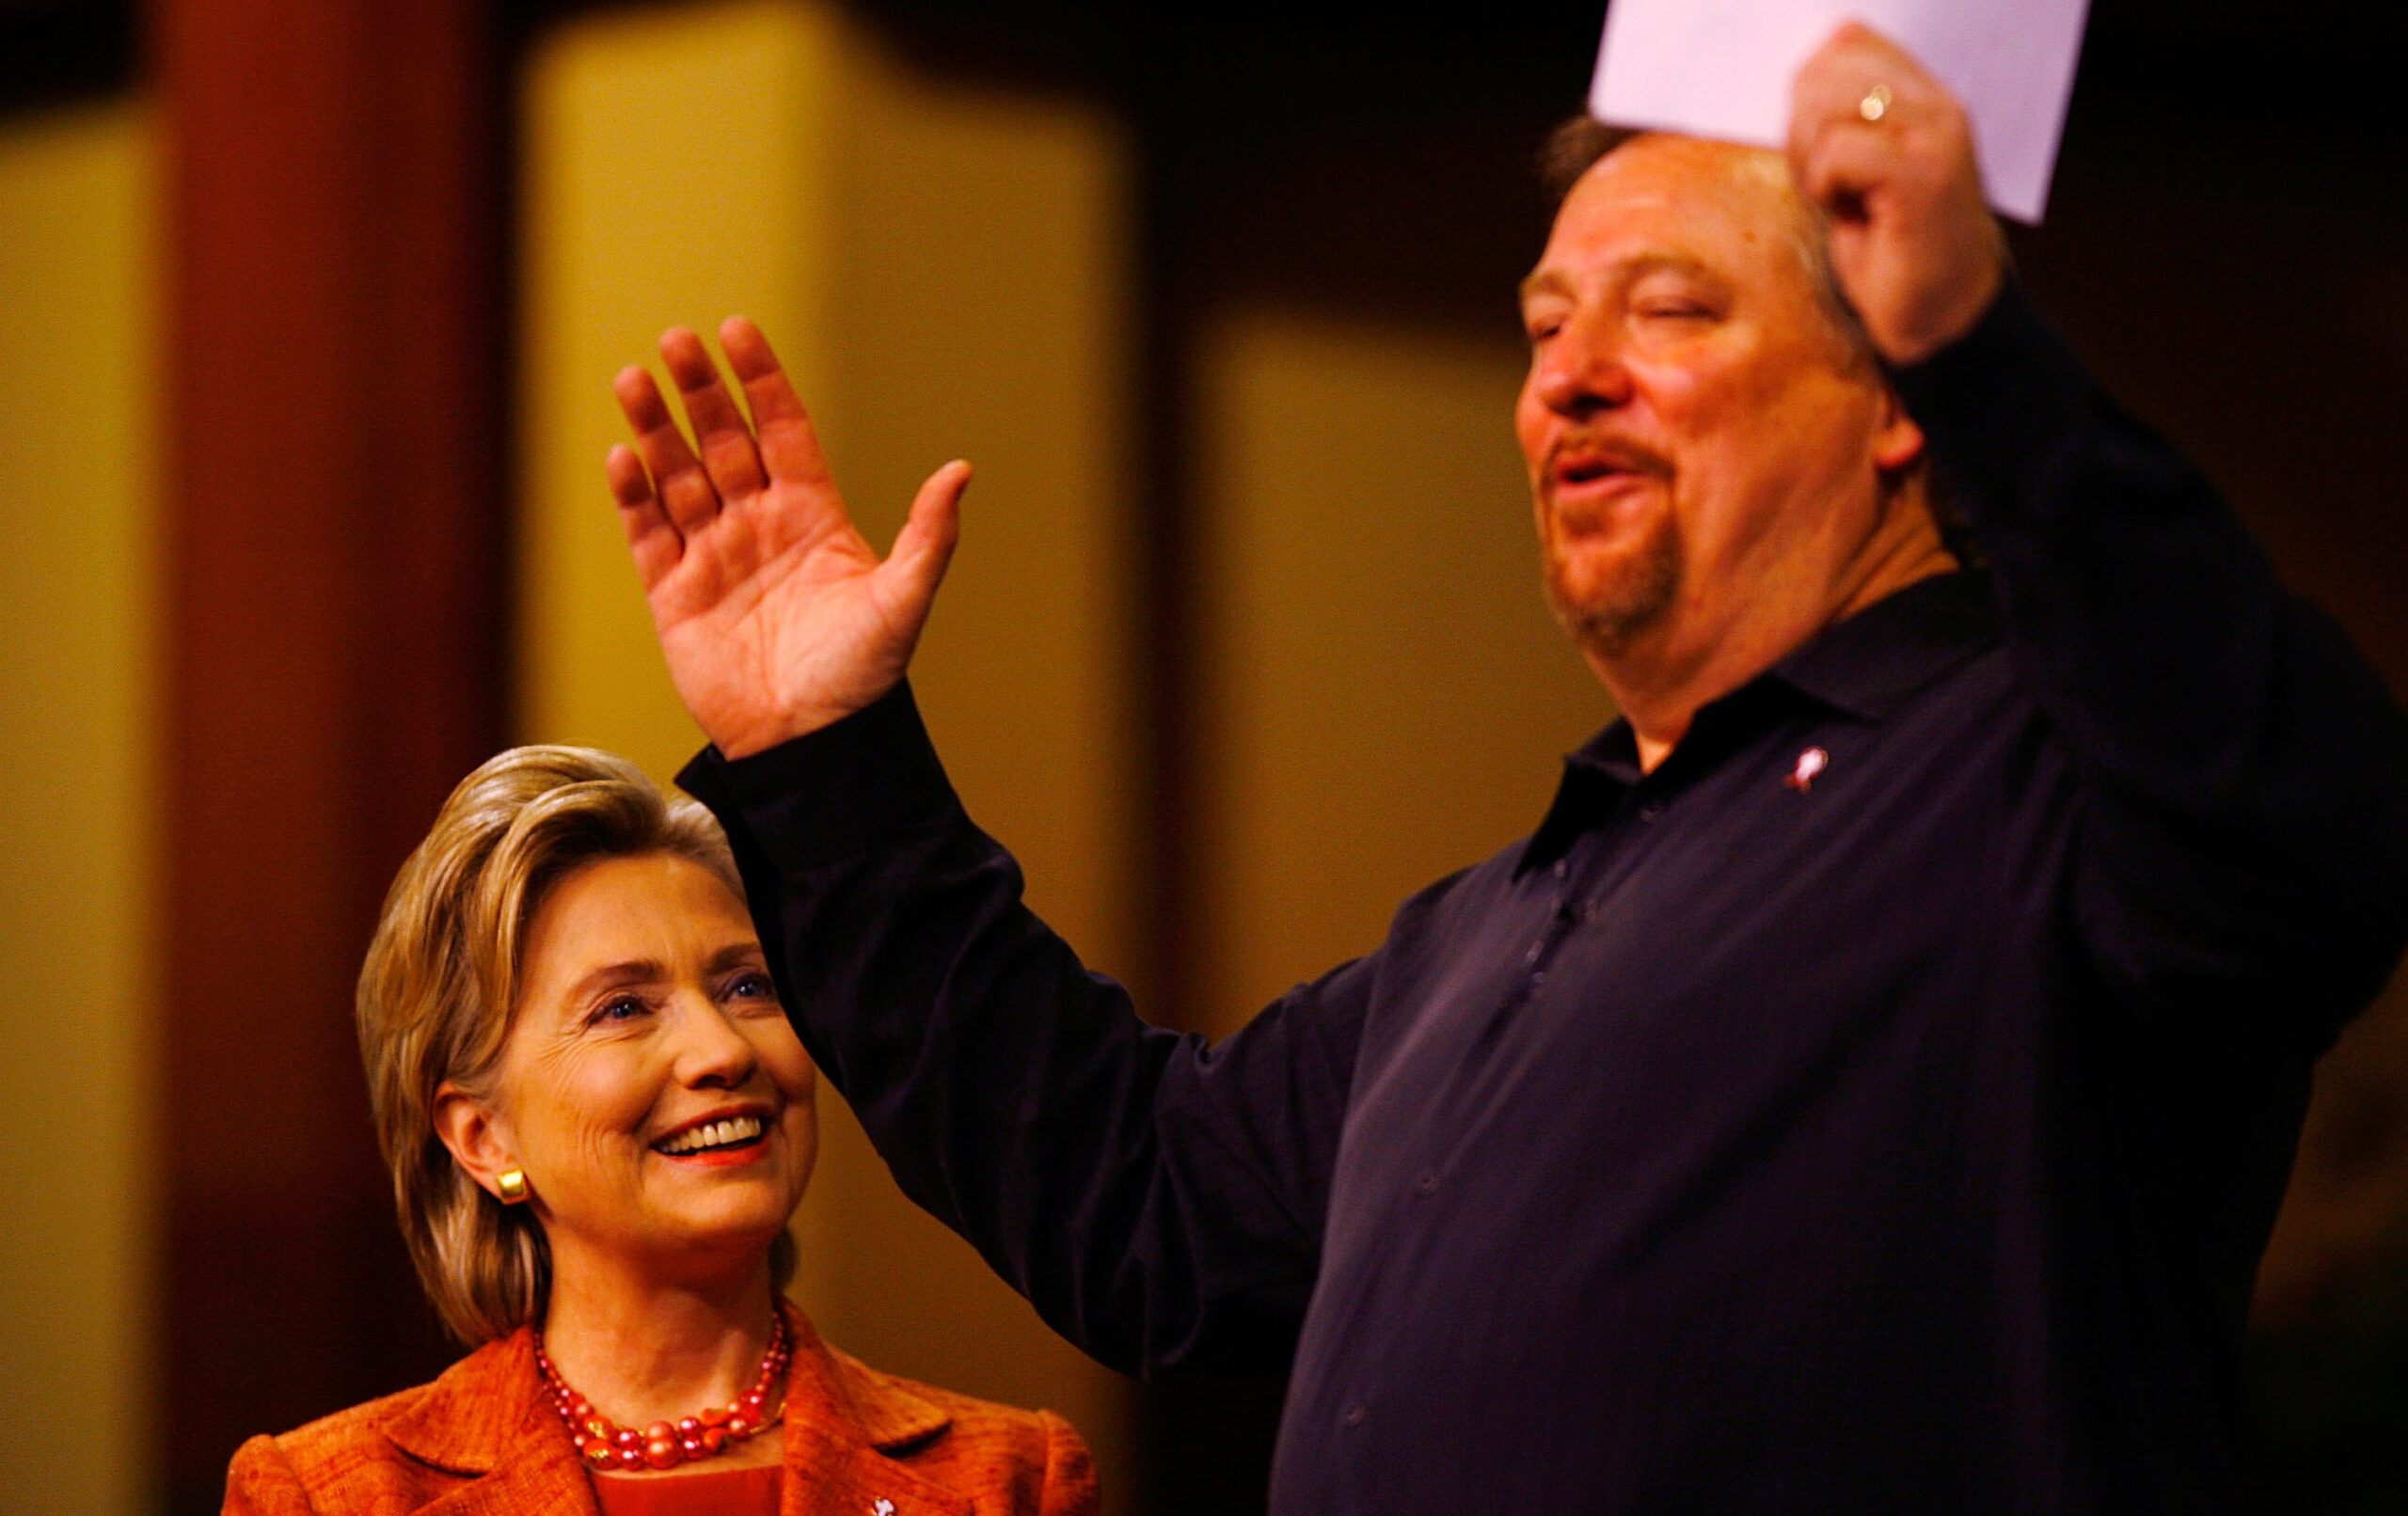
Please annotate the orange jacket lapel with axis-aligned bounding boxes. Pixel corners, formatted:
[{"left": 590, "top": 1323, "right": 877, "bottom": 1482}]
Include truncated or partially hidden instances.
[{"left": 384, "top": 1330, "right": 599, "bottom": 1516}]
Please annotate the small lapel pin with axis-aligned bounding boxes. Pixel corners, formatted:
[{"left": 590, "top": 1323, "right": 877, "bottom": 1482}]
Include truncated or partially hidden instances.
[
  {"left": 872, "top": 1501, "right": 895, "bottom": 1516},
  {"left": 1784, "top": 747, "right": 1829, "bottom": 792}
]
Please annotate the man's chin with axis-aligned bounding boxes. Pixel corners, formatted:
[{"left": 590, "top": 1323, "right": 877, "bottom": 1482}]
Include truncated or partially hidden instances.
[{"left": 1544, "top": 550, "right": 1681, "bottom": 659}]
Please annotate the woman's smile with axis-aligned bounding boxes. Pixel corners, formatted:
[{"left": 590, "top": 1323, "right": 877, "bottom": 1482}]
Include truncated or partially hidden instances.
[
  {"left": 651, "top": 1107, "right": 782, "bottom": 1171},
  {"left": 486, "top": 850, "right": 818, "bottom": 1276}
]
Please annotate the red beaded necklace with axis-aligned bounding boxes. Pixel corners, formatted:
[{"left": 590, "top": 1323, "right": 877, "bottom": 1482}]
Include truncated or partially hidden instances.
[{"left": 534, "top": 1313, "right": 792, "bottom": 1472}]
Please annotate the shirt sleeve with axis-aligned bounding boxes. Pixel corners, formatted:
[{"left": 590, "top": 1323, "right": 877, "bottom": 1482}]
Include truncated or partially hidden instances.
[
  {"left": 1894, "top": 282, "right": 2408, "bottom": 1050},
  {"left": 680, "top": 687, "right": 1364, "bottom": 1376}
]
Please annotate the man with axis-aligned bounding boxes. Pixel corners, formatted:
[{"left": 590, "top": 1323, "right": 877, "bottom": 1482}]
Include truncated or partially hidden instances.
[{"left": 604, "top": 26, "right": 2408, "bottom": 1513}]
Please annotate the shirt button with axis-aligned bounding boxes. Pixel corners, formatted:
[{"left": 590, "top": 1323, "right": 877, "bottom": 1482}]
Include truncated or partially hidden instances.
[
  {"left": 1529, "top": 970, "right": 1546, "bottom": 987},
  {"left": 1340, "top": 1402, "right": 1368, "bottom": 1429},
  {"left": 1414, "top": 1169, "right": 1441, "bottom": 1195},
  {"left": 1638, "top": 801, "right": 1664, "bottom": 822},
  {"left": 1552, "top": 859, "right": 1568, "bottom": 879},
  {"left": 1524, "top": 940, "right": 1545, "bottom": 965}
]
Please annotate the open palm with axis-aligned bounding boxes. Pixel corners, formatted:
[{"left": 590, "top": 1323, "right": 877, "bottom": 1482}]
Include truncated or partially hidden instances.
[{"left": 607, "top": 317, "right": 970, "bottom": 759}]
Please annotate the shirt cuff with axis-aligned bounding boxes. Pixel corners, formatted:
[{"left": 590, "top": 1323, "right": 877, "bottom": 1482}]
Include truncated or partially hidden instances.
[{"left": 675, "top": 682, "right": 961, "bottom": 875}]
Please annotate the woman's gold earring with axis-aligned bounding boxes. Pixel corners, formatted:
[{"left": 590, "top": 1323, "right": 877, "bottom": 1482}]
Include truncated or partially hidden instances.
[{"left": 496, "top": 1169, "right": 530, "bottom": 1204}]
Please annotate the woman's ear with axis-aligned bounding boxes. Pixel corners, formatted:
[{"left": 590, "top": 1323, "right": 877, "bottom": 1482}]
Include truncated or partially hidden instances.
[
  {"left": 434, "top": 1082, "right": 517, "bottom": 1200},
  {"left": 1871, "top": 379, "right": 1927, "bottom": 475}
]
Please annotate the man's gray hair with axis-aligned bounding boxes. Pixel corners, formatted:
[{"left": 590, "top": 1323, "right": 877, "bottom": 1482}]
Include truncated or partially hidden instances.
[{"left": 1539, "top": 116, "right": 1874, "bottom": 371}]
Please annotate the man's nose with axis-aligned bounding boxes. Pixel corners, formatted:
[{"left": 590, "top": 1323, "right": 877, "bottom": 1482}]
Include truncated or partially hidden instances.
[{"left": 1531, "top": 316, "right": 1633, "bottom": 416}]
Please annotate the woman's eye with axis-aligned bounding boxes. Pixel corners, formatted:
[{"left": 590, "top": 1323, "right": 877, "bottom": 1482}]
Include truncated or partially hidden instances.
[
  {"left": 594, "top": 995, "right": 648, "bottom": 1024},
  {"left": 725, "top": 971, "right": 779, "bottom": 1004}
]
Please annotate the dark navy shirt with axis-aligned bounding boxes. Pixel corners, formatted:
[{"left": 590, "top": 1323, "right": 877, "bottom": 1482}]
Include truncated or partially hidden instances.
[{"left": 683, "top": 288, "right": 2408, "bottom": 1513}]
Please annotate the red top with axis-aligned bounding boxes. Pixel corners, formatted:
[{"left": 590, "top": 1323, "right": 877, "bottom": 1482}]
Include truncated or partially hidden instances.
[{"left": 592, "top": 1466, "right": 782, "bottom": 1516}]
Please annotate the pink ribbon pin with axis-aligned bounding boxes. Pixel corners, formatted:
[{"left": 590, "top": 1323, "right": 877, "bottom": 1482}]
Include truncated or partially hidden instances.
[{"left": 1784, "top": 747, "right": 1829, "bottom": 792}]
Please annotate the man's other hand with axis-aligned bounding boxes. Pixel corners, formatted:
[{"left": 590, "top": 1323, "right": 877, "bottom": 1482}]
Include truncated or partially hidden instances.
[
  {"left": 1789, "top": 23, "right": 2007, "bottom": 367},
  {"left": 607, "top": 318, "right": 971, "bottom": 758}
]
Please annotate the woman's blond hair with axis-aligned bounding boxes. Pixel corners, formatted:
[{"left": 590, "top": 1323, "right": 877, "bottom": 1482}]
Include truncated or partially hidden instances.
[{"left": 357, "top": 745, "right": 797, "bottom": 1344}]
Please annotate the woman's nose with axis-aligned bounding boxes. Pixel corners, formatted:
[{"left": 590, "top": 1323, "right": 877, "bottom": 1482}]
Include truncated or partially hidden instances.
[{"left": 672, "top": 998, "right": 759, "bottom": 1087}]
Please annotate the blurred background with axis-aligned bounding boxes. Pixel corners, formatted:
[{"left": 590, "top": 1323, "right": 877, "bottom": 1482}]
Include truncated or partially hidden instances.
[{"left": 1, "top": 0, "right": 2402, "bottom": 1511}]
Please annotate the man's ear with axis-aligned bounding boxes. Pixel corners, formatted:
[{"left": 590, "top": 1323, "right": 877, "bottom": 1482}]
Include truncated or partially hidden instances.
[
  {"left": 1871, "top": 380, "right": 1927, "bottom": 475},
  {"left": 434, "top": 1082, "right": 516, "bottom": 1200}
]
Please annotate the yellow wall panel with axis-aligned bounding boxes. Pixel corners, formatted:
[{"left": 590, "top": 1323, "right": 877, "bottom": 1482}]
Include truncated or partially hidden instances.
[
  {"left": 1196, "top": 311, "right": 1612, "bottom": 1035},
  {"left": 518, "top": 0, "right": 844, "bottom": 784},
  {"left": 0, "top": 98, "right": 158, "bottom": 1516},
  {"left": 823, "top": 53, "right": 1131, "bottom": 969}
]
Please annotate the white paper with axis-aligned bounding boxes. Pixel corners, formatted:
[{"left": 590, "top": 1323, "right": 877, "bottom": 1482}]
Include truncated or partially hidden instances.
[{"left": 1587, "top": 0, "right": 2088, "bottom": 223}]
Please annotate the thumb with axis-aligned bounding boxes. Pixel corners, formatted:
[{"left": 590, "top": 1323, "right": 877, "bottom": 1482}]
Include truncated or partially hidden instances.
[{"left": 876, "top": 458, "right": 972, "bottom": 624}]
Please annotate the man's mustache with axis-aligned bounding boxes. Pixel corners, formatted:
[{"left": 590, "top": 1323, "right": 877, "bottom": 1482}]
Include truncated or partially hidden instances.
[{"left": 1542, "top": 434, "right": 1673, "bottom": 492}]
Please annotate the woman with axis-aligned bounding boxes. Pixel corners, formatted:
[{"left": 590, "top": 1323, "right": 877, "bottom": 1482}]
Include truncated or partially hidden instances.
[{"left": 224, "top": 746, "right": 1098, "bottom": 1515}]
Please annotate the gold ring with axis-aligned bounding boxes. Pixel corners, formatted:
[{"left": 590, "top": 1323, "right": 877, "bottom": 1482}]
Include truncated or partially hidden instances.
[{"left": 1859, "top": 85, "right": 1893, "bottom": 122}]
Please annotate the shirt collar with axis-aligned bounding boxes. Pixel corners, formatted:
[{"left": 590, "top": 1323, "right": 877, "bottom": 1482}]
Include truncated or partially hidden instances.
[
  {"left": 1765, "top": 569, "right": 1999, "bottom": 720},
  {"left": 1516, "top": 571, "right": 1999, "bottom": 876}
]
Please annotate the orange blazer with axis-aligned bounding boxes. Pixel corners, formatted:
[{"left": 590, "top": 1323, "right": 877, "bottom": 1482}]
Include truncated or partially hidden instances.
[{"left": 223, "top": 1308, "right": 1098, "bottom": 1516}]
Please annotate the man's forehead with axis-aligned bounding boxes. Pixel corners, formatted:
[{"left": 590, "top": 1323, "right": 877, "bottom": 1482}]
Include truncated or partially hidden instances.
[
  {"left": 1525, "top": 137, "right": 1806, "bottom": 291},
  {"left": 1575, "top": 132, "right": 1795, "bottom": 198}
]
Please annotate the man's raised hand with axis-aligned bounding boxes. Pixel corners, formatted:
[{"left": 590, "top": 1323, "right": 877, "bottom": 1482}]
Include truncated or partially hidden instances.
[
  {"left": 607, "top": 317, "right": 970, "bottom": 758},
  {"left": 1789, "top": 24, "right": 2007, "bottom": 367}
]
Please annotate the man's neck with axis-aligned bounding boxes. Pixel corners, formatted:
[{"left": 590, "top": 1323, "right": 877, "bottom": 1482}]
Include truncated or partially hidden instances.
[{"left": 1603, "top": 529, "right": 1958, "bottom": 772}]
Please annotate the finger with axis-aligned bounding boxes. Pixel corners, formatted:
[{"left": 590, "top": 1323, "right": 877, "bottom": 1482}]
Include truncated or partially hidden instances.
[
  {"left": 1789, "top": 24, "right": 1878, "bottom": 151},
  {"left": 875, "top": 459, "right": 972, "bottom": 621},
  {"left": 1798, "top": 96, "right": 1978, "bottom": 219},
  {"left": 614, "top": 360, "right": 721, "bottom": 535},
  {"left": 1797, "top": 116, "right": 1894, "bottom": 216},
  {"left": 607, "top": 443, "right": 684, "bottom": 590},
  {"left": 720, "top": 316, "right": 835, "bottom": 489},
  {"left": 1787, "top": 22, "right": 1940, "bottom": 166},
  {"left": 659, "top": 325, "right": 769, "bottom": 501},
  {"left": 1791, "top": 47, "right": 1965, "bottom": 217},
  {"left": 1809, "top": 20, "right": 1929, "bottom": 91},
  {"left": 1789, "top": 30, "right": 1859, "bottom": 149}
]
